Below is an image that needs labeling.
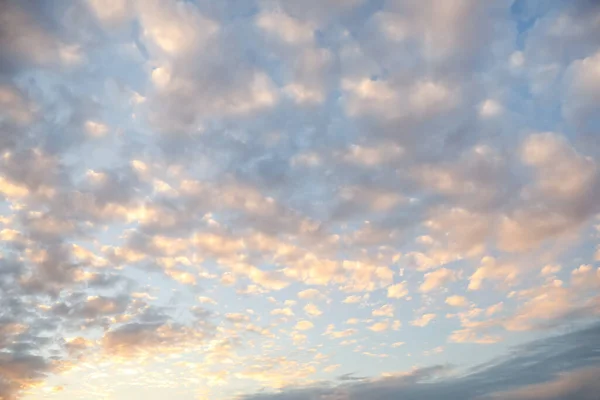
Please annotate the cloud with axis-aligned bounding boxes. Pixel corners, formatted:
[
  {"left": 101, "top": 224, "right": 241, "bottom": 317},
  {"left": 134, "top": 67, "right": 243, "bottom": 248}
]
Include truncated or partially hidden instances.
[
  {"left": 372, "top": 304, "right": 394, "bottom": 318},
  {"left": 1, "top": 1, "right": 600, "bottom": 399},
  {"left": 411, "top": 313, "right": 436, "bottom": 327},
  {"left": 387, "top": 282, "right": 409, "bottom": 299},
  {"left": 564, "top": 50, "right": 600, "bottom": 128},
  {"left": 420, "top": 268, "right": 457, "bottom": 293},
  {"left": 256, "top": 10, "right": 314, "bottom": 45},
  {"left": 0, "top": 1, "right": 78, "bottom": 73},
  {"left": 485, "top": 302, "right": 504, "bottom": 317},
  {"left": 343, "top": 295, "right": 363, "bottom": 304},
  {"left": 86, "top": 0, "right": 133, "bottom": 27},
  {"left": 325, "top": 328, "right": 357, "bottom": 339},
  {"left": 294, "top": 320, "right": 314, "bottom": 331},
  {"left": 486, "top": 367, "right": 600, "bottom": 400},
  {"left": 368, "top": 321, "right": 389, "bottom": 332},
  {"left": 541, "top": 265, "right": 562, "bottom": 277},
  {"left": 304, "top": 303, "right": 322, "bottom": 317},
  {"left": 297, "top": 288, "right": 324, "bottom": 300},
  {"left": 271, "top": 308, "right": 295, "bottom": 317},
  {"left": 240, "top": 323, "right": 600, "bottom": 400},
  {"left": 446, "top": 295, "right": 469, "bottom": 308},
  {"left": 469, "top": 257, "right": 519, "bottom": 291}
]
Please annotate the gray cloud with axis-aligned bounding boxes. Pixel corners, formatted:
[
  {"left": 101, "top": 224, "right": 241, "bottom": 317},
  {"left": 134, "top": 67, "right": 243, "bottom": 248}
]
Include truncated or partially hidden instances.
[{"left": 240, "top": 322, "right": 600, "bottom": 400}]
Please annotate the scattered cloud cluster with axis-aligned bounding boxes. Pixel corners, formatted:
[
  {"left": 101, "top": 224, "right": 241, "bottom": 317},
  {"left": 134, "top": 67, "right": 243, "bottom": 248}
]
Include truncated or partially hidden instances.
[{"left": 0, "top": 0, "right": 599, "bottom": 399}]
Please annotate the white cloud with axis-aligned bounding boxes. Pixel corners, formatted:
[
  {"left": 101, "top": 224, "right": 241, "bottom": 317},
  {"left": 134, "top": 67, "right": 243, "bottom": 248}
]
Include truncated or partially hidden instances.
[
  {"left": 372, "top": 304, "right": 394, "bottom": 318},
  {"left": 510, "top": 51, "right": 525, "bottom": 68},
  {"left": 304, "top": 303, "right": 322, "bottom": 317},
  {"left": 564, "top": 50, "right": 600, "bottom": 124},
  {"left": 138, "top": 0, "right": 218, "bottom": 56},
  {"left": 387, "top": 282, "right": 409, "bottom": 299},
  {"left": 541, "top": 264, "right": 562, "bottom": 276},
  {"left": 295, "top": 320, "right": 314, "bottom": 331},
  {"left": 411, "top": 314, "right": 436, "bottom": 327},
  {"left": 520, "top": 132, "right": 597, "bottom": 202},
  {"left": 343, "top": 295, "right": 363, "bottom": 304},
  {"left": 446, "top": 295, "right": 469, "bottom": 308},
  {"left": 271, "top": 308, "right": 295, "bottom": 317},
  {"left": 368, "top": 321, "right": 389, "bottom": 332},
  {"left": 87, "top": 0, "right": 132, "bottom": 26},
  {"left": 486, "top": 302, "right": 504, "bottom": 317},
  {"left": 298, "top": 288, "right": 323, "bottom": 300},
  {"left": 479, "top": 99, "right": 503, "bottom": 118},
  {"left": 469, "top": 257, "right": 519, "bottom": 291},
  {"left": 420, "top": 268, "right": 457, "bottom": 293},
  {"left": 85, "top": 120, "right": 109, "bottom": 137},
  {"left": 256, "top": 11, "right": 314, "bottom": 45}
]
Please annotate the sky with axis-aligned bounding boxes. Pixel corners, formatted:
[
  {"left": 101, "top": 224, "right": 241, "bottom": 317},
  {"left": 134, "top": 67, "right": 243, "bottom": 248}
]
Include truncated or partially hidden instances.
[{"left": 0, "top": 0, "right": 600, "bottom": 399}]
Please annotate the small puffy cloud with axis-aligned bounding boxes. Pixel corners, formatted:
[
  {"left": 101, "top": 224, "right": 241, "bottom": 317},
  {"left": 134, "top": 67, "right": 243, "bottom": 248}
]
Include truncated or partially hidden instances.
[
  {"left": 342, "top": 77, "right": 457, "bottom": 121},
  {"left": 304, "top": 303, "right": 322, "bottom": 317},
  {"left": 198, "top": 296, "right": 217, "bottom": 305},
  {"left": 387, "top": 282, "right": 409, "bottom": 299},
  {"left": 326, "top": 328, "right": 357, "bottom": 339},
  {"left": 510, "top": 50, "right": 525, "bottom": 68},
  {"left": 571, "top": 265, "right": 600, "bottom": 289},
  {"left": 564, "top": 50, "right": 600, "bottom": 125},
  {"left": 340, "top": 143, "right": 404, "bottom": 167},
  {"left": 87, "top": 0, "right": 133, "bottom": 26},
  {"left": 486, "top": 302, "right": 504, "bottom": 317},
  {"left": 84, "top": 120, "right": 109, "bottom": 137},
  {"left": 297, "top": 288, "right": 323, "bottom": 300},
  {"left": 446, "top": 295, "right": 469, "bottom": 308},
  {"left": 343, "top": 295, "right": 363, "bottom": 304},
  {"left": 323, "top": 364, "right": 341, "bottom": 373},
  {"left": 501, "top": 285, "right": 588, "bottom": 332},
  {"left": 368, "top": 321, "right": 389, "bottom": 332},
  {"left": 372, "top": 304, "right": 394, "bottom": 318},
  {"left": 520, "top": 132, "right": 597, "bottom": 202},
  {"left": 469, "top": 257, "right": 519, "bottom": 291},
  {"left": 411, "top": 313, "right": 436, "bottom": 327},
  {"left": 271, "top": 308, "right": 295, "bottom": 317},
  {"left": 541, "top": 264, "right": 562, "bottom": 277},
  {"left": 420, "top": 268, "right": 457, "bottom": 293},
  {"left": 0, "top": 84, "right": 35, "bottom": 125},
  {"left": 225, "top": 313, "right": 251, "bottom": 324},
  {"left": 256, "top": 10, "right": 314, "bottom": 45},
  {"left": 478, "top": 99, "right": 503, "bottom": 118},
  {"left": 295, "top": 320, "right": 314, "bottom": 331},
  {"left": 138, "top": 0, "right": 219, "bottom": 56}
]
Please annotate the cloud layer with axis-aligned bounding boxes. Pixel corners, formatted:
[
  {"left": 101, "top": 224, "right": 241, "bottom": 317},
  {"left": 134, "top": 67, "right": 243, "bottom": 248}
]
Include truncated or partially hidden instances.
[{"left": 0, "top": 0, "right": 599, "bottom": 399}]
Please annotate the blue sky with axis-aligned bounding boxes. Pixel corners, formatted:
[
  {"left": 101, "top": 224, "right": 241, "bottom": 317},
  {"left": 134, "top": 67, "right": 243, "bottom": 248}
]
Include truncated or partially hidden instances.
[{"left": 1, "top": 1, "right": 600, "bottom": 399}]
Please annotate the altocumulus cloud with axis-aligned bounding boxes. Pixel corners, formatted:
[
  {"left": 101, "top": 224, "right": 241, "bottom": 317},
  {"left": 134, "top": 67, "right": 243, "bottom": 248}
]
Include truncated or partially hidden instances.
[{"left": 1, "top": 0, "right": 600, "bottom": 399}]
